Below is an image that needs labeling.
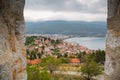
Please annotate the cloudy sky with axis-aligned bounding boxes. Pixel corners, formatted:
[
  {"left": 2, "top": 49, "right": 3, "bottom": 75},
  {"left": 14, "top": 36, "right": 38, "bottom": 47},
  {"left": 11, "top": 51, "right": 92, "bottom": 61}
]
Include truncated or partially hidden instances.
[{"left": 24, "top": 0, "right": 107, "bottom": 22}]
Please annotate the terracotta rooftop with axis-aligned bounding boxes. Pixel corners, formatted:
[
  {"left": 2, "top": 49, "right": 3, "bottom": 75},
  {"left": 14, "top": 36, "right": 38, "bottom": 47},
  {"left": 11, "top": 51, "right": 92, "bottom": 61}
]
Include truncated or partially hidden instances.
[
  {"left": 71, "top": 58, "right": 80, "bottom": 63},
  {"left": 27, "top": 59, "right": 41, "bottom": 65}
]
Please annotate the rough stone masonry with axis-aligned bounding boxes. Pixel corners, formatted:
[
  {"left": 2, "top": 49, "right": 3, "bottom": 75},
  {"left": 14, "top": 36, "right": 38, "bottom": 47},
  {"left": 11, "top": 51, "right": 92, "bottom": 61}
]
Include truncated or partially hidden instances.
[
  {"left": 105, "top": 0, "right": 120, "bottom": 80},
  {"left": 0, "top": 0, "right": 27, "bottom": 80}
]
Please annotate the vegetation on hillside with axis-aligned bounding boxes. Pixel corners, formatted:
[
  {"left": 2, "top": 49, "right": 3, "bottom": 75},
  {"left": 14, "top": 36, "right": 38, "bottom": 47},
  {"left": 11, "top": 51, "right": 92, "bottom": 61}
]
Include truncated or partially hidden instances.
[
  {"left": 40, "top": 56, "right": 60, "bottom": 74},
  {"left": 26, "top": 36, "right": 105, "bottom": 80},
  {"left": 27, "top": 65, "right": 52, "bottom": 80},
  {"left": 81, "top": 55, "right": 103, "bottom": 80},
  {"left": 25, "top": 36, "right": 37, "bottom": 46}
]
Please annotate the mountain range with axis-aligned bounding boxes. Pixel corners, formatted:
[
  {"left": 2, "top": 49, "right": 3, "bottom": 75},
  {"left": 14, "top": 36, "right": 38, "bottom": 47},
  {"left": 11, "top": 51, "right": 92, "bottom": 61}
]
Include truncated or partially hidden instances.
[{"left": 25, "top": 20, "right": 107, "bottom": 37}]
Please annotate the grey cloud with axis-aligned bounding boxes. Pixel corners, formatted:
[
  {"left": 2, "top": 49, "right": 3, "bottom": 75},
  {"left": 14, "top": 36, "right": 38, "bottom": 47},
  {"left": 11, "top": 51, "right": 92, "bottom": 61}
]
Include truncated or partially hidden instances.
[{"left": 25, "top": 0, "right": 107, "bottom": 13}]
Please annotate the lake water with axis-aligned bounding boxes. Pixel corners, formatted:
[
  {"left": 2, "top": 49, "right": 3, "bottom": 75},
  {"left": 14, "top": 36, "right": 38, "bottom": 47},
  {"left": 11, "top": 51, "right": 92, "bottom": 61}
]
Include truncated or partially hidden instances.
[{"left": 64, "top": 37, "right": 106, "bottom": 50}]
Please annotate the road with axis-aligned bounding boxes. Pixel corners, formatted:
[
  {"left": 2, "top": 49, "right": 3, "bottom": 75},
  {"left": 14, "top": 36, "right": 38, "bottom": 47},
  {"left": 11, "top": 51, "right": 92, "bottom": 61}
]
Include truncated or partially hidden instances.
[{"left": 54, "top": 71, "right": 81, "bottom": 75}]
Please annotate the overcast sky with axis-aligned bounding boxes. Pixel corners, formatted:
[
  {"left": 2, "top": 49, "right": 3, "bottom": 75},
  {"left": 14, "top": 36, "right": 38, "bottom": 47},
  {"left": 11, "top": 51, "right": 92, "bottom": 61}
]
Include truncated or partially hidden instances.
[{"left": 24, "top": 0, "right": 107, "bottom": 22}]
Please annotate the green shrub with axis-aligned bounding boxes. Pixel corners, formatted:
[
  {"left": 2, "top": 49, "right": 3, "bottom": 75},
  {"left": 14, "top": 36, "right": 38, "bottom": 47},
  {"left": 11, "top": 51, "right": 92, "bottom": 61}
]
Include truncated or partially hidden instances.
[
  {"left": 81, "top": 55, "right": 103, "bottom": 80},
  {"left": 27, "top": 65, "right": 52, "bottom": 80}
]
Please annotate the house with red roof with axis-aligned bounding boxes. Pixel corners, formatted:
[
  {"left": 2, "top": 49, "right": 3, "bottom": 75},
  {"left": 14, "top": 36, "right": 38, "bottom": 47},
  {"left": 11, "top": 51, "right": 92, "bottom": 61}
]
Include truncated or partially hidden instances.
[
  {"left": 27, "top": 59, "right": 41, "bottom": 65},
  {"left": 71, "top": 58, "right": 80, "bottom": 65}
]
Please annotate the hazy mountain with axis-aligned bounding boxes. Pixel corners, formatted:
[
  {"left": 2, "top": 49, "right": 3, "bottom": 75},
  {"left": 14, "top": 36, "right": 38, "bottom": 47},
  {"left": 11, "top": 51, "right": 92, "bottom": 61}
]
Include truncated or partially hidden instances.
[{"left": 25, "top": 20, "right": 107, "bottom": 37}]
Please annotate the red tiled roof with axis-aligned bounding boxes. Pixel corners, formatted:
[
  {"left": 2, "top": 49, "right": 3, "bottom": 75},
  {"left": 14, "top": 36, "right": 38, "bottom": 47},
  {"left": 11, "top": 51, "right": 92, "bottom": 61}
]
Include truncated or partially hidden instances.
[
  {"left": 27, "top": 59, "right": 41, "bottom": 65},
  {"left": 71, "top": 58, "right": 80, "bottom": 63}
]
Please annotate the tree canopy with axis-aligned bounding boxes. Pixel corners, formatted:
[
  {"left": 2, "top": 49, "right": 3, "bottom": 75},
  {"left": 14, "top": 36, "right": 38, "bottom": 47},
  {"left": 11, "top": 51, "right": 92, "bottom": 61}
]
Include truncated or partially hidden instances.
[{"left": 81, "top": 55, "right": 103, "bottom": 80}]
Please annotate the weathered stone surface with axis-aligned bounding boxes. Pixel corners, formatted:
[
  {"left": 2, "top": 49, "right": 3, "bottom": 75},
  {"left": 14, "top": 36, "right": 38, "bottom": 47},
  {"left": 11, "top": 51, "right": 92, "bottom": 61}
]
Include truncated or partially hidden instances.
[
  {"left": 0, "top": 0, "right": 26, "bottom": 80},
  {"left": 105, "top": 0, "right": 120, "bottom": 80}
]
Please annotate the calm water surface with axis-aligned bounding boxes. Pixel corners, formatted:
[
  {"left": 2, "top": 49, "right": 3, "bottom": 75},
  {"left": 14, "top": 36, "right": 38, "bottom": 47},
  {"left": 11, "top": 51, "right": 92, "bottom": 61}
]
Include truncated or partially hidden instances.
[{"left": 64, "top": 37, "right": 106, "bottom": 50}]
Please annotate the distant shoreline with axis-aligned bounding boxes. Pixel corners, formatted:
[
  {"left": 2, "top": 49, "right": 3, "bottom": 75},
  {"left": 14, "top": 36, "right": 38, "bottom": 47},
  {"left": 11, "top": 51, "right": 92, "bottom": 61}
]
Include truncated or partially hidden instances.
[
  {"left": 26, "top": 33, "right": 106, "bottom": 38},
  {"left": 64, "top": 37, "right": 106, "bottom": 50}
]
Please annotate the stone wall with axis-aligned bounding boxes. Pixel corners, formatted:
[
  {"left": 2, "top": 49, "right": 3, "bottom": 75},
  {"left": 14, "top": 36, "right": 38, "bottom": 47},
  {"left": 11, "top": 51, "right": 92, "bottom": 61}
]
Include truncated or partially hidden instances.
[
  {"left": 105, "top": 0, "right": 120, "bottom": 80},
  {"left": 0, "top": 0, "right": 27, "bottom": 80}
]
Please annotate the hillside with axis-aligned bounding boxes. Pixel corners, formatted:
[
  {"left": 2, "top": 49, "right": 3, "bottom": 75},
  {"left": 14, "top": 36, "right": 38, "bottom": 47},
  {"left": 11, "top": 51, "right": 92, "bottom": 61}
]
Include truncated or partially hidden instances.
[{"left": 25, "top": 20, "right": 107, "bottom": 37}]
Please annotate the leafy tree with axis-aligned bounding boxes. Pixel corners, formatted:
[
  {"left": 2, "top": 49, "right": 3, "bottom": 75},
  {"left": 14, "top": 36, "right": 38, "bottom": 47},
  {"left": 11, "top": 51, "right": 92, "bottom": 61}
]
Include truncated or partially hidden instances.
[
  {"left": 27, "top": 65, "right": 40, "bottom": 80},
  {"left": 51, "top": 39, "right": 62, "bottom": 47},
  {"left": 90, "top": 49, "right": 105, "bottom": 64},
  {"left": 37, "top": 52, "right": 42, "bottom": 59},
  {"left": 57, "top": 53, "right": 62, "bottom": 58},
  {"left": 26, "top": 49, "right": 30, "bottom": 59},
  {"left": 29, "top": 50, "right": 37, "bottom": 60},
  {"left": 40, "top": 56, "right": 60, "bottom": 74},
  {"left": 52, "top": 48, "right": 60, "bottom": 55},
  {"left": 77, "top": 51, "right": 86, "bottom": 63},
  {"left": 76, "top": 53, "right": 82, "bottom": 59},
  {"left": 58, "top": 57, "right": 70, "bottom": 64},
  {"left": 27, "top": 65, "right": 52, "bottom": 80},
  {"left": 63, "top": 53, "right": 68, "bottom": 58},
  {"left": 56, "top": 39, "right": 62, "bottom": 44},
  {"left": 81, "top": 55, "right": 103, "bottom": 80},
  {"left": 41, "top": 45, "right": 45, "bottom": 50},
  {"left": 25, "top": 36, "right": 37, "bottom": 45},
  {"left": 39, "top": 70, "right": 52, "bottom": 80}
]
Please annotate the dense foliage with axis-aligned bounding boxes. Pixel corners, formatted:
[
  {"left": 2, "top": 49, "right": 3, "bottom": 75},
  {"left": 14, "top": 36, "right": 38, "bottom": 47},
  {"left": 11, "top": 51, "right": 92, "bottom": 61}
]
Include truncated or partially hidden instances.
[
  {"left": 25, "top": 36, "right": 37, "bottom": 45},
  {"left": 40, "top": 56, "right": 61, "bottom": 73},
  {"left": 27, "top": 65, "right": 85, "bottom": 80},
  {"left": 27, "top": 65, "right": 52, "bottom": 80},
  {"left": 81, "top": 55, "right": 103, "bottom": 80},
  {"left": 91, "top": 50, "right": 105, "bottom": 64}
]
